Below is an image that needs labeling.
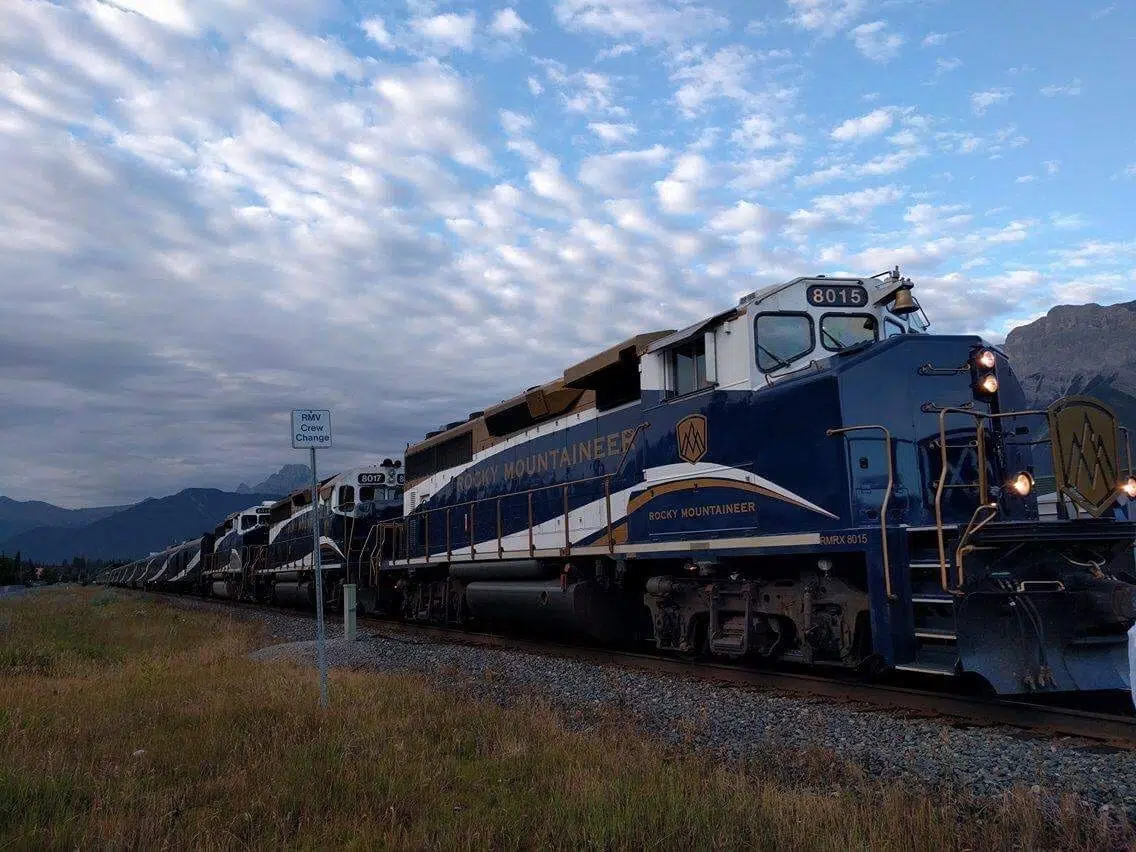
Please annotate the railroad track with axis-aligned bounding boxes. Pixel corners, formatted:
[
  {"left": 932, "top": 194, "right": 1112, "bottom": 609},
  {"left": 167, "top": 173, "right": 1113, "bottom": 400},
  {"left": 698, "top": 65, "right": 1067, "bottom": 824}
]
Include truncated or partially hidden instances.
[{"left": 135, "top": 589, "right": 1136, "bottom": 748}]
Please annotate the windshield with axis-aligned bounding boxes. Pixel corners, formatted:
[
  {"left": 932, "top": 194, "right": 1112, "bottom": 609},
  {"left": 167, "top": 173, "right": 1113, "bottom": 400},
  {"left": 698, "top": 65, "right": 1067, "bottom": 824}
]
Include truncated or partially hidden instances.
[
  {"left": 754, "top": 313, "right": 814, "bottom": 373},
  {"left": 820, "top": 314, "right": 878, "bottom": 352}
]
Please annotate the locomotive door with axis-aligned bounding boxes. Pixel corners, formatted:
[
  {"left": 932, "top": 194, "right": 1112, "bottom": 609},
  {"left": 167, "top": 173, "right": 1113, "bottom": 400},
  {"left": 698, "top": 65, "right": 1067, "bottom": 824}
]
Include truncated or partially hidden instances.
[{"left": 847, "top": 436, "right": 896, "bottom": 524}]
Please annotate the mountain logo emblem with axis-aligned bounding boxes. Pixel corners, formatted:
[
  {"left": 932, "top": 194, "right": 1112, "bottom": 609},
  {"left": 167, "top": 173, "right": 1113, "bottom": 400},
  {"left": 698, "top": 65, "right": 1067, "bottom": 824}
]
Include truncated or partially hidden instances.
[
  {"left": 1048, "top": 396, "right": 1120, "bottom": 517},
  {"left": 676, "top": 414, "right": 708, "bottom": 464}
]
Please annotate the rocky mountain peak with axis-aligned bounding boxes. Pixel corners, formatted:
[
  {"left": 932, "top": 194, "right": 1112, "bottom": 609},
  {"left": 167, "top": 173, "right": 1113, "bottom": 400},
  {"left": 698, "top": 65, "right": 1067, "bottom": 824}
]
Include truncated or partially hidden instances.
[{"left": 1004, "top": 299, "right": 1136, "bottom": 428}]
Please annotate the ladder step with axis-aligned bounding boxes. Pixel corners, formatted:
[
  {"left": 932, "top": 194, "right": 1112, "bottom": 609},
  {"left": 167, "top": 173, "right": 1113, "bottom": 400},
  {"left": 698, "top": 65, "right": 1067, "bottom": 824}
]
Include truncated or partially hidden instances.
[
  {"left": 908, "top": 561, "right": 947, "bottom": 569},
  {"left": 895, "top": 662, "right": 957, "bottom": 676},
  {"left": 912, "top": 595, "right": 953, "bottom": 604},
  {"left": 915, "top": 628, "right": 957, "bottom": 640}
]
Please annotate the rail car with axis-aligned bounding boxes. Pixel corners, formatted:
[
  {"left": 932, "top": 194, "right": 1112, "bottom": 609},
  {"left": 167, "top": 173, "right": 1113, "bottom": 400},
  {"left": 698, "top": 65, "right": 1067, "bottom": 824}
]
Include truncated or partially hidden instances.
[
  {"left": 107, "top": 460, "right": 406, "bottom": 606},
  {"left": 257, "top": 461, "right": 404, "bottom": 608},
  {"left": 362, "top": 268, "right": 1136, "bottom": 695}
]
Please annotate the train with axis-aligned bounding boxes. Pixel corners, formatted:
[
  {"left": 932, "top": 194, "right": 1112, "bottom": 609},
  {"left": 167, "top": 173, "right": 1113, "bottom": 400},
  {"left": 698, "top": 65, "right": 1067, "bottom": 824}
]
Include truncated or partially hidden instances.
[{"left": 100, "top": 268, "right": 1136, "bottom": 696}]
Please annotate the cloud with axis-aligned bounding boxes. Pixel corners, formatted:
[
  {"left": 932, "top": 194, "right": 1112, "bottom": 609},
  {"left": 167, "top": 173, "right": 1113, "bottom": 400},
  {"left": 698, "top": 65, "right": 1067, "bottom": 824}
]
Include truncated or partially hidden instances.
[
  {"left": 848, "top": 21, "right": 904, "bottom": 62},
  {"left": 1015, "top": 174, "right": 1036, "bottom": 183},
  {"left": 921, "top": 32, "right": 949, "bottom": 47},
  {"left": 935, "top": 57, "right": 962, "bottom": 75},
  {"left": 553, "top": 0, "right": 726, "bottom": 42},
  {"left": 786, "top": 0, "right": 864, "bottom": 34},
  {"left": 830, "top": 107, "right": 894, "bottom": 141},
  {"left": 1039, "top": 79, "right": 1082, "bottom": 97},
  {"left": 654, "top": 153, "right": 710, "bottom": 214},
  {"left": 729, "top": 153, "right": 797, "bottom": 191},
  {"left": 410, "top": 13, "right": 477, "bottom": 52},
  {"left": 0, "top": 0, "right": 1125, "bottom": 506},
  {"left": 970, "top": 87, "right": 1013, "bottom": 115},
  {"left": 361, "top": 18, "right": 394, "bottom": 48},
  {"left": 588, "top": 121, "right": 637, "bottom": 143},
  {"left": 1050, "top": 213, "right": 1088, "bottom": 230},
  {"left": 490, "top": 8, "right": 530, "bottom": 38},
  {"left": 578, "top": 144, "right": 669, "bottom": 194},
  {"left": 670, "top": 46, "right": 757, "bottom": 116},
  {"left": 904, "top": 203, "right": 972, "bottom": 235},
  {"left": 788, "top": 185, "right": 904, "bottom": 233}
]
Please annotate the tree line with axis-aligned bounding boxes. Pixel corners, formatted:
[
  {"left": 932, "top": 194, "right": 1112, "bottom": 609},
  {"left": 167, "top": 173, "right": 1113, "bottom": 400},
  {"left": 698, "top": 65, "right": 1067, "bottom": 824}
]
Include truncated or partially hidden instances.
[{"left": 0, "top": 554, "right": 129, "bottom": 586}]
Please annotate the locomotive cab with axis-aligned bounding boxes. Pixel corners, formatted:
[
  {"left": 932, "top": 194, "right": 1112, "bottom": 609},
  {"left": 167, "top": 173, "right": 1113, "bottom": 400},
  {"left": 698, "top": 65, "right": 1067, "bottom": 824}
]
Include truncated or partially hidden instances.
[{"left": 640, "top": 267, "right": 927, "bottom": 402}]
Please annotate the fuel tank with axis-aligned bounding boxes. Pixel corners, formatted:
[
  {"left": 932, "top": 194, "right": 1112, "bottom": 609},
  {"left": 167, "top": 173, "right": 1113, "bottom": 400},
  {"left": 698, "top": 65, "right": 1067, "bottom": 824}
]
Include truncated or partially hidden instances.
[
  {"left": 463, "top": 580, "right": 630, "bottom": 643},
  {"left": 273, "top": 581, "right": 317, "bottom": 608},
  {"left": 448, "top": 559, "right": 558, "bottom": 582}
]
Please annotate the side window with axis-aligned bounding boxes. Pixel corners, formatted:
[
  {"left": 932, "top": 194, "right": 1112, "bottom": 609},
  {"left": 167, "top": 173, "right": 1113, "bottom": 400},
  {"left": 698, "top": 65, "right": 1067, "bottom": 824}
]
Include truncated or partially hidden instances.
[
  {"left": 359, "top": 486, "right": 375, "bottom": 502},
  {"left": 667, "top": 337, "right": 708, "bottom": 397},
  {"left": 820, "top": 314, "right": 878, "bottom": 352},
  {"left": 884, "top": 318, "right": 905, "bottom": 338},
  {"left": 339, "top": 485, "right": 355, "bottom": 507},
  {"left": 754, "top": 313, "right": 814, "bottom": 373}
]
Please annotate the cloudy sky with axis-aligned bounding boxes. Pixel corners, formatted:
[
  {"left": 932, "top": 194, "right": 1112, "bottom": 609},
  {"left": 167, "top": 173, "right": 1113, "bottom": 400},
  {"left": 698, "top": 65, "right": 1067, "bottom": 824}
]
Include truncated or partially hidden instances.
[{"left": 1, "top": 0, "right": 1133, "bottom": 507}]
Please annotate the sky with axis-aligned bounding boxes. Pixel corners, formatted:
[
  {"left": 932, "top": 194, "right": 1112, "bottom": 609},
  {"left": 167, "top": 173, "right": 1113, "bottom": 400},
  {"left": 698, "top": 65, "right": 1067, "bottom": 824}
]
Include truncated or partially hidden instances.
[{"left": 1, "top": 0, "right": 1134, "bottom": 507}]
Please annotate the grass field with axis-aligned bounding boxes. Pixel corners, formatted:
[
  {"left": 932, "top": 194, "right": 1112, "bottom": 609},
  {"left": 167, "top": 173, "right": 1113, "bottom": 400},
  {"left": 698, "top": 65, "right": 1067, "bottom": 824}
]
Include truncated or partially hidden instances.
[{"left": 0, "top": 588, "right": 1131, "bottom": 850}]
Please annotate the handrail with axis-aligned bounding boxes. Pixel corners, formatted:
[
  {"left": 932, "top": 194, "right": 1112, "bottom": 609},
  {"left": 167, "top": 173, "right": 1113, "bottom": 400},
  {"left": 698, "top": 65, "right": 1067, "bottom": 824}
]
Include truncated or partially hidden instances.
[
  {"left": 359, "top": 524, "right": 380, "bottom": 577},
  {"left": 934, "top": 407, "right": 1048, "bottom": 591},
  {"left": 379, "top": 472, "right": 618, "bottom": 565},
  {"left": 827, "top": 425, "right": 895, "bottom": 600},
  {"left": 1120, "top": 426, "right": 1133, "bottom": 479},
  {"left": 954, "top": 502, "right": 999, "bottom": 588}
]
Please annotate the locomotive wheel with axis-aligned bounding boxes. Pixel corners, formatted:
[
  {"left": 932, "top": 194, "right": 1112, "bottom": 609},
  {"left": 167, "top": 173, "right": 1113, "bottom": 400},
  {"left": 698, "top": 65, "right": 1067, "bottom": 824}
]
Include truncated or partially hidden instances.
[{"left": 678, "top": 616, "right": 710, "bottom": 662}]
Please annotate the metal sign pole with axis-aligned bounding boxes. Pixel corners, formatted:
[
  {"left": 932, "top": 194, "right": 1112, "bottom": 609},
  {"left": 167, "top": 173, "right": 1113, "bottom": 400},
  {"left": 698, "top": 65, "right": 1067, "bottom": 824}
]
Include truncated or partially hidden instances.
[
  {"left": 292, "top": 408, "right": 332, "bottom": 709},
  {"left": 311, "top": 446, "right": 329, "bottom": 708}
]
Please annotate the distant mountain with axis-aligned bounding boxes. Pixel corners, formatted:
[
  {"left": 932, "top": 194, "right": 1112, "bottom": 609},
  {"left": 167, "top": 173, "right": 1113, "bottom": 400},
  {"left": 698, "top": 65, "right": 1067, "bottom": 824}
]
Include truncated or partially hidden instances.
[
  {"left": 0, "top": 489, "right": 279, "bottom": 563},
  {"left": 0, "top": 496, "right": 128, "bottom": 544},
  {"left": 1004, "top": 300, "right": 1136, "bottom": 431},
  {"left": 249, "top": 464, "right": 311, "bottom": 496}
]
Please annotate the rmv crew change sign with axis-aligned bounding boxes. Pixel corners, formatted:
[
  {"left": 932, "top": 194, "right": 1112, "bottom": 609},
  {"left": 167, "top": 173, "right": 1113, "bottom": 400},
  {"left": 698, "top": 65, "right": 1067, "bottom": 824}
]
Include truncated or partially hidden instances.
[{"left": 292, "top": 409, "right": 332, "bottom": 449}]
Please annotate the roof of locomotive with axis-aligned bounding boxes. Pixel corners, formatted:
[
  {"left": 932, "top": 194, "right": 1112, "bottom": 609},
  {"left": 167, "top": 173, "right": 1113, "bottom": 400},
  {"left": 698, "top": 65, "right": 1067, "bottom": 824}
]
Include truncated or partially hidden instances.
[
  {"left": 405, "top": 329, "right": 673, "bottom": 458},
  {"left": 404, "top": 270, "right": 920, "bottom": 461}
]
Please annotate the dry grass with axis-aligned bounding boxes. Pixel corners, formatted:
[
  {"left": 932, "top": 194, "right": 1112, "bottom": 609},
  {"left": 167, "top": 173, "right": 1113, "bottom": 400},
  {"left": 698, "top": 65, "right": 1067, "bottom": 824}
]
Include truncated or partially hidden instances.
[{"left": 0, "top": 588, "right": 1131, "bottom": 850}]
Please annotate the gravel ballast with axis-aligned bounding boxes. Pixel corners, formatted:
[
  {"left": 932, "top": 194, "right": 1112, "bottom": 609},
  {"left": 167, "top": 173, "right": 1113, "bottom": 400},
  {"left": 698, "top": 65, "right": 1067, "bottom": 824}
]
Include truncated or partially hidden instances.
[{"left": 149, "top": 592, "right": 1136, "bottom": 811}]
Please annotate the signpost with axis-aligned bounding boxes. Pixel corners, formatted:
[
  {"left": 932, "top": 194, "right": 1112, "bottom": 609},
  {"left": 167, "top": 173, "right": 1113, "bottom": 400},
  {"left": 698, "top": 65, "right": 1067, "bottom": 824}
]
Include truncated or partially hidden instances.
[{"left": 291, "top": 409, "right": 332, "bottom": 707}]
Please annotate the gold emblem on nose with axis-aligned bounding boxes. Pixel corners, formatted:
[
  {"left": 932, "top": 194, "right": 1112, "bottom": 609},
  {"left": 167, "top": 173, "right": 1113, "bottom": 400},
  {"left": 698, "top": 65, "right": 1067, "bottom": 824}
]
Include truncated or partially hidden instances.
[
  {"left": 676, "top": 414, "right": 708, "bottom": 464},
  {"left": 1048, "top": 397, "right": 1120, "bottom": 517}
]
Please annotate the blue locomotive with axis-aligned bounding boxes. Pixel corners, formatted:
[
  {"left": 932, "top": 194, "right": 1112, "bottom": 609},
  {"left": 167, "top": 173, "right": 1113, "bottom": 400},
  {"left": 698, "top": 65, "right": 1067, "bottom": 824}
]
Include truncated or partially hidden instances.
[
  {"left": 105, "top": 461, "right": 405, "bottom": 606},
  {"left": 372, "top": 268, "right": 1136, "bottom": 695}
]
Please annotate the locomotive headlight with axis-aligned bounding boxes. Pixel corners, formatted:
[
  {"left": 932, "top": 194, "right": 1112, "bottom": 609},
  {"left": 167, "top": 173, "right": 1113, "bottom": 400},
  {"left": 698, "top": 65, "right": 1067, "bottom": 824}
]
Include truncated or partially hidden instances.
[
  {"left": 1122, "top": 477, "right": 1136, "bottom": 498},
  {"left": 978, "top": 374, "right": 999, "bottom": 394},
  {"left": 976, "top": 349, "right": 997, "bottom": 369},
  {"left": 1010, "top": 472, "right": 1034, "bottom": 497}
]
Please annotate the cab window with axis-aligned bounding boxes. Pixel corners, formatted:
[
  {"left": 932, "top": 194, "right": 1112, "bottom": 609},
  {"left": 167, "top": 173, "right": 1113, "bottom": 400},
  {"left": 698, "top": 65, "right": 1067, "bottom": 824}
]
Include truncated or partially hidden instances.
[
  {"left": 338, "top": 485, "right": 355, "bottom": 507},
  {"left": 359, "top": 486, "right": 375, "bottom": 502},
  {"left": 754, "top": 313, "right": 814, "bottom": 373},
  {"left": 241, "top": 515, "right": 257, "bottom": 530},
  {"left": 820, "top": 314, "right": 878, "bottom": 352},
  {"left": 667, "top": 337, "right": 709, "bottom": 397},
  {"left": 884, "top": 318, "right": 905, "bottom": 338}
]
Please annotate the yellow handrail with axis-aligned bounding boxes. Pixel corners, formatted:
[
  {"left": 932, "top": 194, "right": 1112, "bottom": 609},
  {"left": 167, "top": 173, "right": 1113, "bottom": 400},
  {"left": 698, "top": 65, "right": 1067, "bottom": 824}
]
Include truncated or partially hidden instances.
[{"left": 934, "top": 407, "right": 1048, "bottom": 591}]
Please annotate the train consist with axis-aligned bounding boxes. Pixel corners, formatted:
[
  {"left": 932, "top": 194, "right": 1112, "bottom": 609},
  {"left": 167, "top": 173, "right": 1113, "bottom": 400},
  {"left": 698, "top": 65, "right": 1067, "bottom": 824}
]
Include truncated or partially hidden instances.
[
  {"left": 107, "top": 461, "right": 405, "bottom": 608},
  {"left": 101, "top": 269, "right": 1136, "bottom": 695}
]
